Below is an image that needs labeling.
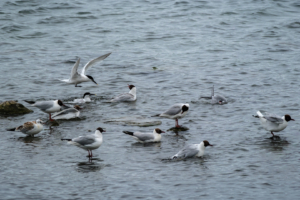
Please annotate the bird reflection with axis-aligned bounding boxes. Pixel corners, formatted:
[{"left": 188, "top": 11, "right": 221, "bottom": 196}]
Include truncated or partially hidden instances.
[
  {"left": 76, "top": 158, "right": 104, "bottom": 173},
  {"left": 17, "top": 136, "right": 42, "bottom": 143}
]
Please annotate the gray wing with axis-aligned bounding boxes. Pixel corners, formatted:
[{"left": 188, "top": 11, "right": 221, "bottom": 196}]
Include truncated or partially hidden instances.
[
  {"left": 71, "top": 58, "right": 81, "bottom": 79},
  {"left": 174, "top": 144, "right": 199, "bottom": 158},
  {"left": 73, "top": 135, "right": 96, "bottom": 146},
  {"left": 161, "top": 104, "right": 182, "bottom": 116},
  {"left": 52, "top": 108, "right": 77, "bottom": 118},
  {"left": 81, "top": 52, "right": 111, "bottom": 75},
  {"left": 33, "top": 101, "right": 54, "bottom": 112},
  {"left": 264, "top": 113, "right": 283, "bottom": 124},
  {"left": 133, "top": 132, "right": 154, "bottom": 141},
  {"left": 111, "top": 93, "right": 134, "bottom": 102}
]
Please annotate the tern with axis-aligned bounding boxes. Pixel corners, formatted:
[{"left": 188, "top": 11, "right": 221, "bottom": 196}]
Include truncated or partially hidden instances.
[
  {"left": 52, "top": 105, "right": 82, "bottom": 120},
  {"left": 72, "top": 92, "right": 96, "bottom": 104},
  {"left": 61, "top": 52, "right": 111, "bottom": 87}
]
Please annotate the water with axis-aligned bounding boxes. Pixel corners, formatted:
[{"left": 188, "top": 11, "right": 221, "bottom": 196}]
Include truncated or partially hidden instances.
[{"left": 1, "top": 0, "right": 300, "bottom": 199}]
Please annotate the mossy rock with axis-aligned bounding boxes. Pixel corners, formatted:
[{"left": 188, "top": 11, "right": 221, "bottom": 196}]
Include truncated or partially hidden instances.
[{"left": 0, "top": 100, "right": 33, "bottom": 115}]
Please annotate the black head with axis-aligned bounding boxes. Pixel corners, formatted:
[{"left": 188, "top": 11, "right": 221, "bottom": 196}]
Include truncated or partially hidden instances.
[
  {"left": 128, "top": 85, "right": 135, "bottom": 90},
  {"left": 57, "top": 100, "right": 64, "bottom": 106},
  {"left": 97, "top": 127, "right": 105, "bottom": 133},
  {"left": 83, "top": 92, "right": 91, "bottom": 98},
  {"left": 181, "top": 105, "right": 189, "bottom": 113},
  {"left": 203, "top": 140, "right": 213, "bottom": 147},
  {"left": 285, "top": 115, "right": 295, "bottom": 122},
  {"left": 86, "top": 75, "right": 98, "bottom": 85},
  {"left": 155, "top": 128, "right": 165, "bottom": 134}
]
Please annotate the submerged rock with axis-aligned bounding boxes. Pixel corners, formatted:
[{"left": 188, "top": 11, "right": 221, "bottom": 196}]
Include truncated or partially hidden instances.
[
  {"left": 105, "top": 115, "right": 162, "bottom": 127},
  {"left": 0, "top": 100, "right": 33, "bottom": 115}
]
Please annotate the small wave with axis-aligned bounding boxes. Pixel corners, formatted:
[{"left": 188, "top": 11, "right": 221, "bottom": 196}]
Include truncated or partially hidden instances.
[
  {"left": 286, "top": 21, "right": 300, "bottom": 29},
  {"left": 18, "top": 9, "right": 36, "bottom": 14}
]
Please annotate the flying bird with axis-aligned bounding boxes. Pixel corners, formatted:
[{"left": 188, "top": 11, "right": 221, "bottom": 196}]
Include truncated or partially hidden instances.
[{"left": 61, "top": 52, "right": 111, "bottom": 87}]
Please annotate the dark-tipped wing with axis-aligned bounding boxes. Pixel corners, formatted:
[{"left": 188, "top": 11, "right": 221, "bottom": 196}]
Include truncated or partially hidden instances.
[
  {"left": 81, "top": 52, "right": 111, "bottom": 75},
  {"left": 264, "top": 113, "right": 284, "bottom": 124}
]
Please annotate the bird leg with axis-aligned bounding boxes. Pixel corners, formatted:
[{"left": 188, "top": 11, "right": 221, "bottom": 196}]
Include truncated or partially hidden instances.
[
  {"left": 87, "top": 150, "right": 91, "bottom": 157},
  {"left": 175, "top": 119, "right": 181, "bottom": 128},
  {"left": 270, "top": 132, "right": 280, "bottom": 139},
  {"left": 49, "top": 113, "right": 55, "bottom": 121},
  {"left": 90, "top": 150, "right": 93, "bottom": 157}
]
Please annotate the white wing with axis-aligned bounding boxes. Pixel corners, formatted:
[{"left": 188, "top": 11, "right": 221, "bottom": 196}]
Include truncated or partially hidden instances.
[
  {"left": 70, "top": 58, "right": 81, "bottom": 79},
  {"left": 81, "top": 52, "right": 111, "bottom": 75}
]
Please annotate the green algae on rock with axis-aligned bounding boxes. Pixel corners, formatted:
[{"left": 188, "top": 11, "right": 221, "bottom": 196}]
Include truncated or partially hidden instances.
[{"left": 0, "top": 101, "right": 33, "bottom": 115}]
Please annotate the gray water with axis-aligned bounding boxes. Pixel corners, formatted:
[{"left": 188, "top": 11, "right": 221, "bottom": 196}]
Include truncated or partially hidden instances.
[{"left": 1, "top": 0, "right": 300, "bottom": 199}]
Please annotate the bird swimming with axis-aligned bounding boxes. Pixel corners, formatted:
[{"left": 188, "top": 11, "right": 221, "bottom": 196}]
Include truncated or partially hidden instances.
[
  {"left": 123, "top": 128, "right": 165, "bottom": 143},
  {"left": 172, "top": 140, "right": 213, "bottom": 159},
  {"left": 200, "top": 85, "right": 227, "bottom": 104},
  {"left": 110, "top": 84, "right": 137, "bottom": 102},
  {"left": 72, "top": 92, "right": 96, "bottom": 104}
]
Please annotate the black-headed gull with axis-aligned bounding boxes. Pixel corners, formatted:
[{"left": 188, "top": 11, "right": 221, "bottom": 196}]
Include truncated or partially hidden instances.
[
  {"left": 72, "top": 92, "right": 96, "bottom": 104},
  {"left": 61, "top": 53, "right": 111, "bottom": 87},
  {"left": 24, "top": 100, "right": 66, "bottom": 121},
  {"left": 172, "top": 140, "right": 213, "bottom": 159},
  {"left": 155, "top": 103, "right": 189, "bottom": 128},
  {"left": 123, "top": 128, "right": 165, "bottom": 143},
  {"left": 61, "top": 127, "right": 105, "bottom": 157},
  {"left": 110, "top": 85, "right": 137, "bottom": 102},
  {"left": 200, "top": 85, "right": 227, "bottom": 104},
  {"left": 254, "top": 111, "right": 294, "bottom": 137},
  {"left": 52, "top": 105, "right": 82, "bottom": 120},
  {"left": 7, "top": 119, "right": 44, "bottom": 137}
]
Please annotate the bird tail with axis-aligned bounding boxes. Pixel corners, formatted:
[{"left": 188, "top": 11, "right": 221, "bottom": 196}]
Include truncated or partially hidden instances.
[
  {"left": 123, "top": 131, "right": 134, "bottom": 136},
  {"left": 6, "top": 128, "right": 16, "bottom": 131},
  {"left": 256, "top": 111, "right": 263, "bottom": 118},
  {"left": 151, "top": 114, "right": 160, "bottom": 117},
  {"left": 24, "top": 100, "right": 35, "bottom": 104},
  {"left": 61, "top": 139, "right": 72, "bottom": 141}
]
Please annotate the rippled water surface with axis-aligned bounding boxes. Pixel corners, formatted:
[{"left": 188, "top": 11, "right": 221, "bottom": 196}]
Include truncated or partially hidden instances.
[{"left": 1, "top": 0, "right": 300, "bottom": 199}]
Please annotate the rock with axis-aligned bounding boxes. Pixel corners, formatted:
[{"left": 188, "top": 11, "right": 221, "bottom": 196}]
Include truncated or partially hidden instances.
[
  {"left": 0, "top": 101, "right": 33, "bottom": 115},
  {"left": 105, "top": 115, "right": 162, "bottom": 127}
]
